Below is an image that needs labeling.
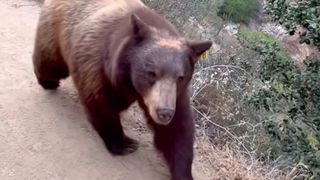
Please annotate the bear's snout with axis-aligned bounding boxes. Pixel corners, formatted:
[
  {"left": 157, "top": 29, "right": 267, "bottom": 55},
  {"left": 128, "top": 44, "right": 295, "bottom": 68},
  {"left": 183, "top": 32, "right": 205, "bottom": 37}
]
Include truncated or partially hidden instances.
[{"left": 157, "top": 108, "right": 175, "bottom": 124}]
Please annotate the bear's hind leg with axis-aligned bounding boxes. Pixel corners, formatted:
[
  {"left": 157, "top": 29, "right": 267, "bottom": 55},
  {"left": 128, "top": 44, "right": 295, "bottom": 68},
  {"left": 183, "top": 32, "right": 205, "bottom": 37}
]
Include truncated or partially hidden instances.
[
  {"left": 32, "top": 14, "right": 69, "bottom": 90},
  {"left": 33, "top": 47, "right": 69, "bottom": 90}
]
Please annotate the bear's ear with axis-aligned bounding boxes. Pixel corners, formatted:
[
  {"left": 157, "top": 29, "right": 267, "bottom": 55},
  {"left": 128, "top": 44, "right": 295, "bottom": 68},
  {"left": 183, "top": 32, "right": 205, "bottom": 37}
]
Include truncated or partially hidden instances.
[
  {"left": 188, "top": 40, "right": 213, "bottom": 62},
  {"left": 130, "top": 14, "right": 151, "bottom": 41}
]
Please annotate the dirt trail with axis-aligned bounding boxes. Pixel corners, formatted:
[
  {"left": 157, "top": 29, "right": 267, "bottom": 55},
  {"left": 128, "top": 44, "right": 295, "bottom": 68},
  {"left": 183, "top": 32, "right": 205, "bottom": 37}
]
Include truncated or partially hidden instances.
[{"left": 0, "top": 1, "right": 207, "bottom": 180}]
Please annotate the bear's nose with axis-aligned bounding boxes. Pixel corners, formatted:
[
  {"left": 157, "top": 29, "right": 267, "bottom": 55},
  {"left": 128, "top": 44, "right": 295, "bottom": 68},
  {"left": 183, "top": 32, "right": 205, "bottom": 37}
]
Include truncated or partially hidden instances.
[{"left": 156, "top": 108, "right": 175, "bottom": 123}]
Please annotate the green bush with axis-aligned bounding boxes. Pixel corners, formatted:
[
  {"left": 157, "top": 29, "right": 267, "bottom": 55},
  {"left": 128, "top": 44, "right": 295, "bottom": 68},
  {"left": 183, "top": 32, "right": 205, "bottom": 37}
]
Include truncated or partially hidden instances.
[
  {"left": 239, "top": 31, "right": 320, "bottom": 179},
  {"left": 265, "top": 0, "right": 320, "bottom": 49},
  {"left": 218, "top": 0, "right": 260, "bottom": 23},
  {"left": 237, "top": 31, "right": 283, "bottom": 50}
]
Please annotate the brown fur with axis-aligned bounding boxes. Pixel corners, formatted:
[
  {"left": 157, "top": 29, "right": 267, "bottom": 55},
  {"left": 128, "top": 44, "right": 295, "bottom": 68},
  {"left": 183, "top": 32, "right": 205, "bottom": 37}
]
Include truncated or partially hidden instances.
[
  {"left": 156, "top": 38, "right": 183, "bottom": 50},
  {"left": 32, "top": 0, "right": 213, "bottom": 180}
]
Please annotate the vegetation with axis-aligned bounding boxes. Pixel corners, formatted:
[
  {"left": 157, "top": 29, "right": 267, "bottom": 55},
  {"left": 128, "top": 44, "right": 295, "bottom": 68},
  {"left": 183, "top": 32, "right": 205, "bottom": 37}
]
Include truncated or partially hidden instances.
[
  {"left": 265, "top": 0, "right": 320, "bottom": 49},
  {"left": 238, "top": 31, "right": 320, "bottom": 179},
  {"left": 218, "top": 0, "right": 260, "bottom": 23}
]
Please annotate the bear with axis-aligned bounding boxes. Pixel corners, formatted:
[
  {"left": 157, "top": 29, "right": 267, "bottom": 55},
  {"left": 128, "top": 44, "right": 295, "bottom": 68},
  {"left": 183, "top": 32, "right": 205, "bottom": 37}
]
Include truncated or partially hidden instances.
[{"left": 32, "top": 0, "right": 213, "bottom": 179}]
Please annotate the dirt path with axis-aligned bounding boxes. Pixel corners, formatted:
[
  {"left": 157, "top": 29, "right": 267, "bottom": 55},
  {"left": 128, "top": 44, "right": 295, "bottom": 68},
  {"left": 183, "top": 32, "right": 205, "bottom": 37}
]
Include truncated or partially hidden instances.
[{"left": 0, "top": 1, "right": 208, "bottom": 180}]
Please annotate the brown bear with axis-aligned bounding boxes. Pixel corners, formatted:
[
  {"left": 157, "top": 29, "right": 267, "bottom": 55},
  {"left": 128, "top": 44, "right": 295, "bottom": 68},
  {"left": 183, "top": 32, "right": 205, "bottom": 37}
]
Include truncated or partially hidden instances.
[{"left": 32, "top": 0, "right": 212, "bottom": 179}]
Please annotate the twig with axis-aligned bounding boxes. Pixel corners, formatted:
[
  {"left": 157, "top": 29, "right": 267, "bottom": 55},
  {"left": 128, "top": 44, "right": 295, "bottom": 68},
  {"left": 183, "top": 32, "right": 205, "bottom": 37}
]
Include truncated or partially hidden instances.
[
  {"left": 194, "top": 64, "right": 253, "bottom": 80},
  {"left": 192, "top": 105, "right": 255, "bottom": 168}
]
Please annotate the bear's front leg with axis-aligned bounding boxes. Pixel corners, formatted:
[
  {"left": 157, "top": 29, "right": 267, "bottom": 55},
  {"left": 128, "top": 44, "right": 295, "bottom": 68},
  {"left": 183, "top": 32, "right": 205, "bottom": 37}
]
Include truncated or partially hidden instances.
[
  {"left": 152, "top": 96, "right": 195, "bottom": 180},
  {"left": 83, "top": 92, "right": 139, "bottom": 156}
]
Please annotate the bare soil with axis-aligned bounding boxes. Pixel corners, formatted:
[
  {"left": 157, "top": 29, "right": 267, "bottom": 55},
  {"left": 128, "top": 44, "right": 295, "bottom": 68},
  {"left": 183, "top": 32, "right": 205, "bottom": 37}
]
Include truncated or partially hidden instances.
[{"left": 0, "top": 1, "right": 208, "bottom": 179}]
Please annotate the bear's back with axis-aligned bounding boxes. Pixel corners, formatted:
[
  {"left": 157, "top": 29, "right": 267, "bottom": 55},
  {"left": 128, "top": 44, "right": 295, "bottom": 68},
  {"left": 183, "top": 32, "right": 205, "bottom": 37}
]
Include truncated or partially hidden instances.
[
  {"left": 41, "top": 0, "right": 180, "bottom": 60},
  {"left": 39, "top": 0, "right": 182, "bottom": 93}
]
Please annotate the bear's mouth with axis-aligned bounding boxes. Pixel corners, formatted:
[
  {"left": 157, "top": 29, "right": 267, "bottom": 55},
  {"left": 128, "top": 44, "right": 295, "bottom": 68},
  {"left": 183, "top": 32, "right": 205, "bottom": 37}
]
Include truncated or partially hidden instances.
[{"left": 143, "top": 78, "right": 176, "bottom": 125}]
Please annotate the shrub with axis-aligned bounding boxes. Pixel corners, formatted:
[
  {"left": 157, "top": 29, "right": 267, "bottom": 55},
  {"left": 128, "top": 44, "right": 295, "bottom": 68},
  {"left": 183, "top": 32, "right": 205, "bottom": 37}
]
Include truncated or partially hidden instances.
[
  {"left": 218, "top": 0, "right": 260, "bottom": 23},
  {"left": 265, "top": 0, "right": 320, "bottom": 49},
  {"left": 239, "top": 31, "right": 320, "bottom": 179}
]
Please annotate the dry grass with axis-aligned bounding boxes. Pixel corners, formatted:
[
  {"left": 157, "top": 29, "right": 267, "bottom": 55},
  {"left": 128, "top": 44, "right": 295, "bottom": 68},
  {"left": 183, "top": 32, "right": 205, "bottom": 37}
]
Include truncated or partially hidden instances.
[
  {"left": 189, "top": 43, "right": 288, "bottom": 179},
  {"left": 194, "top": 134, "right": 286, "bottom": 180}
]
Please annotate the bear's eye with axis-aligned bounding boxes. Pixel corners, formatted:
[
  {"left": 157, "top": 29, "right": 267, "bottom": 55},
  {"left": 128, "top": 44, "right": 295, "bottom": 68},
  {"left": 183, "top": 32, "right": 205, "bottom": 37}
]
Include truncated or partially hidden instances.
[
  {"left": 147, "top": 71, "right": 156, "bottom": 78},
  {"left": 147, "top": 71, "right": 157, "bottom": 80},
  {"left": 178, "top": 76, "right": 184, "bottom": 82},
  {"left": 146, "top": 71, "right": 157, "bottom": 86}
]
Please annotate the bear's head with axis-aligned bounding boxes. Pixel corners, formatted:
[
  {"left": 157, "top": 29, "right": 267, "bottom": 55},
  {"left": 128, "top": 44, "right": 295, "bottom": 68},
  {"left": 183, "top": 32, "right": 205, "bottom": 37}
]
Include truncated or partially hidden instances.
[{"left": 122, "top": 15, "right": 212, "bottom": 125}]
